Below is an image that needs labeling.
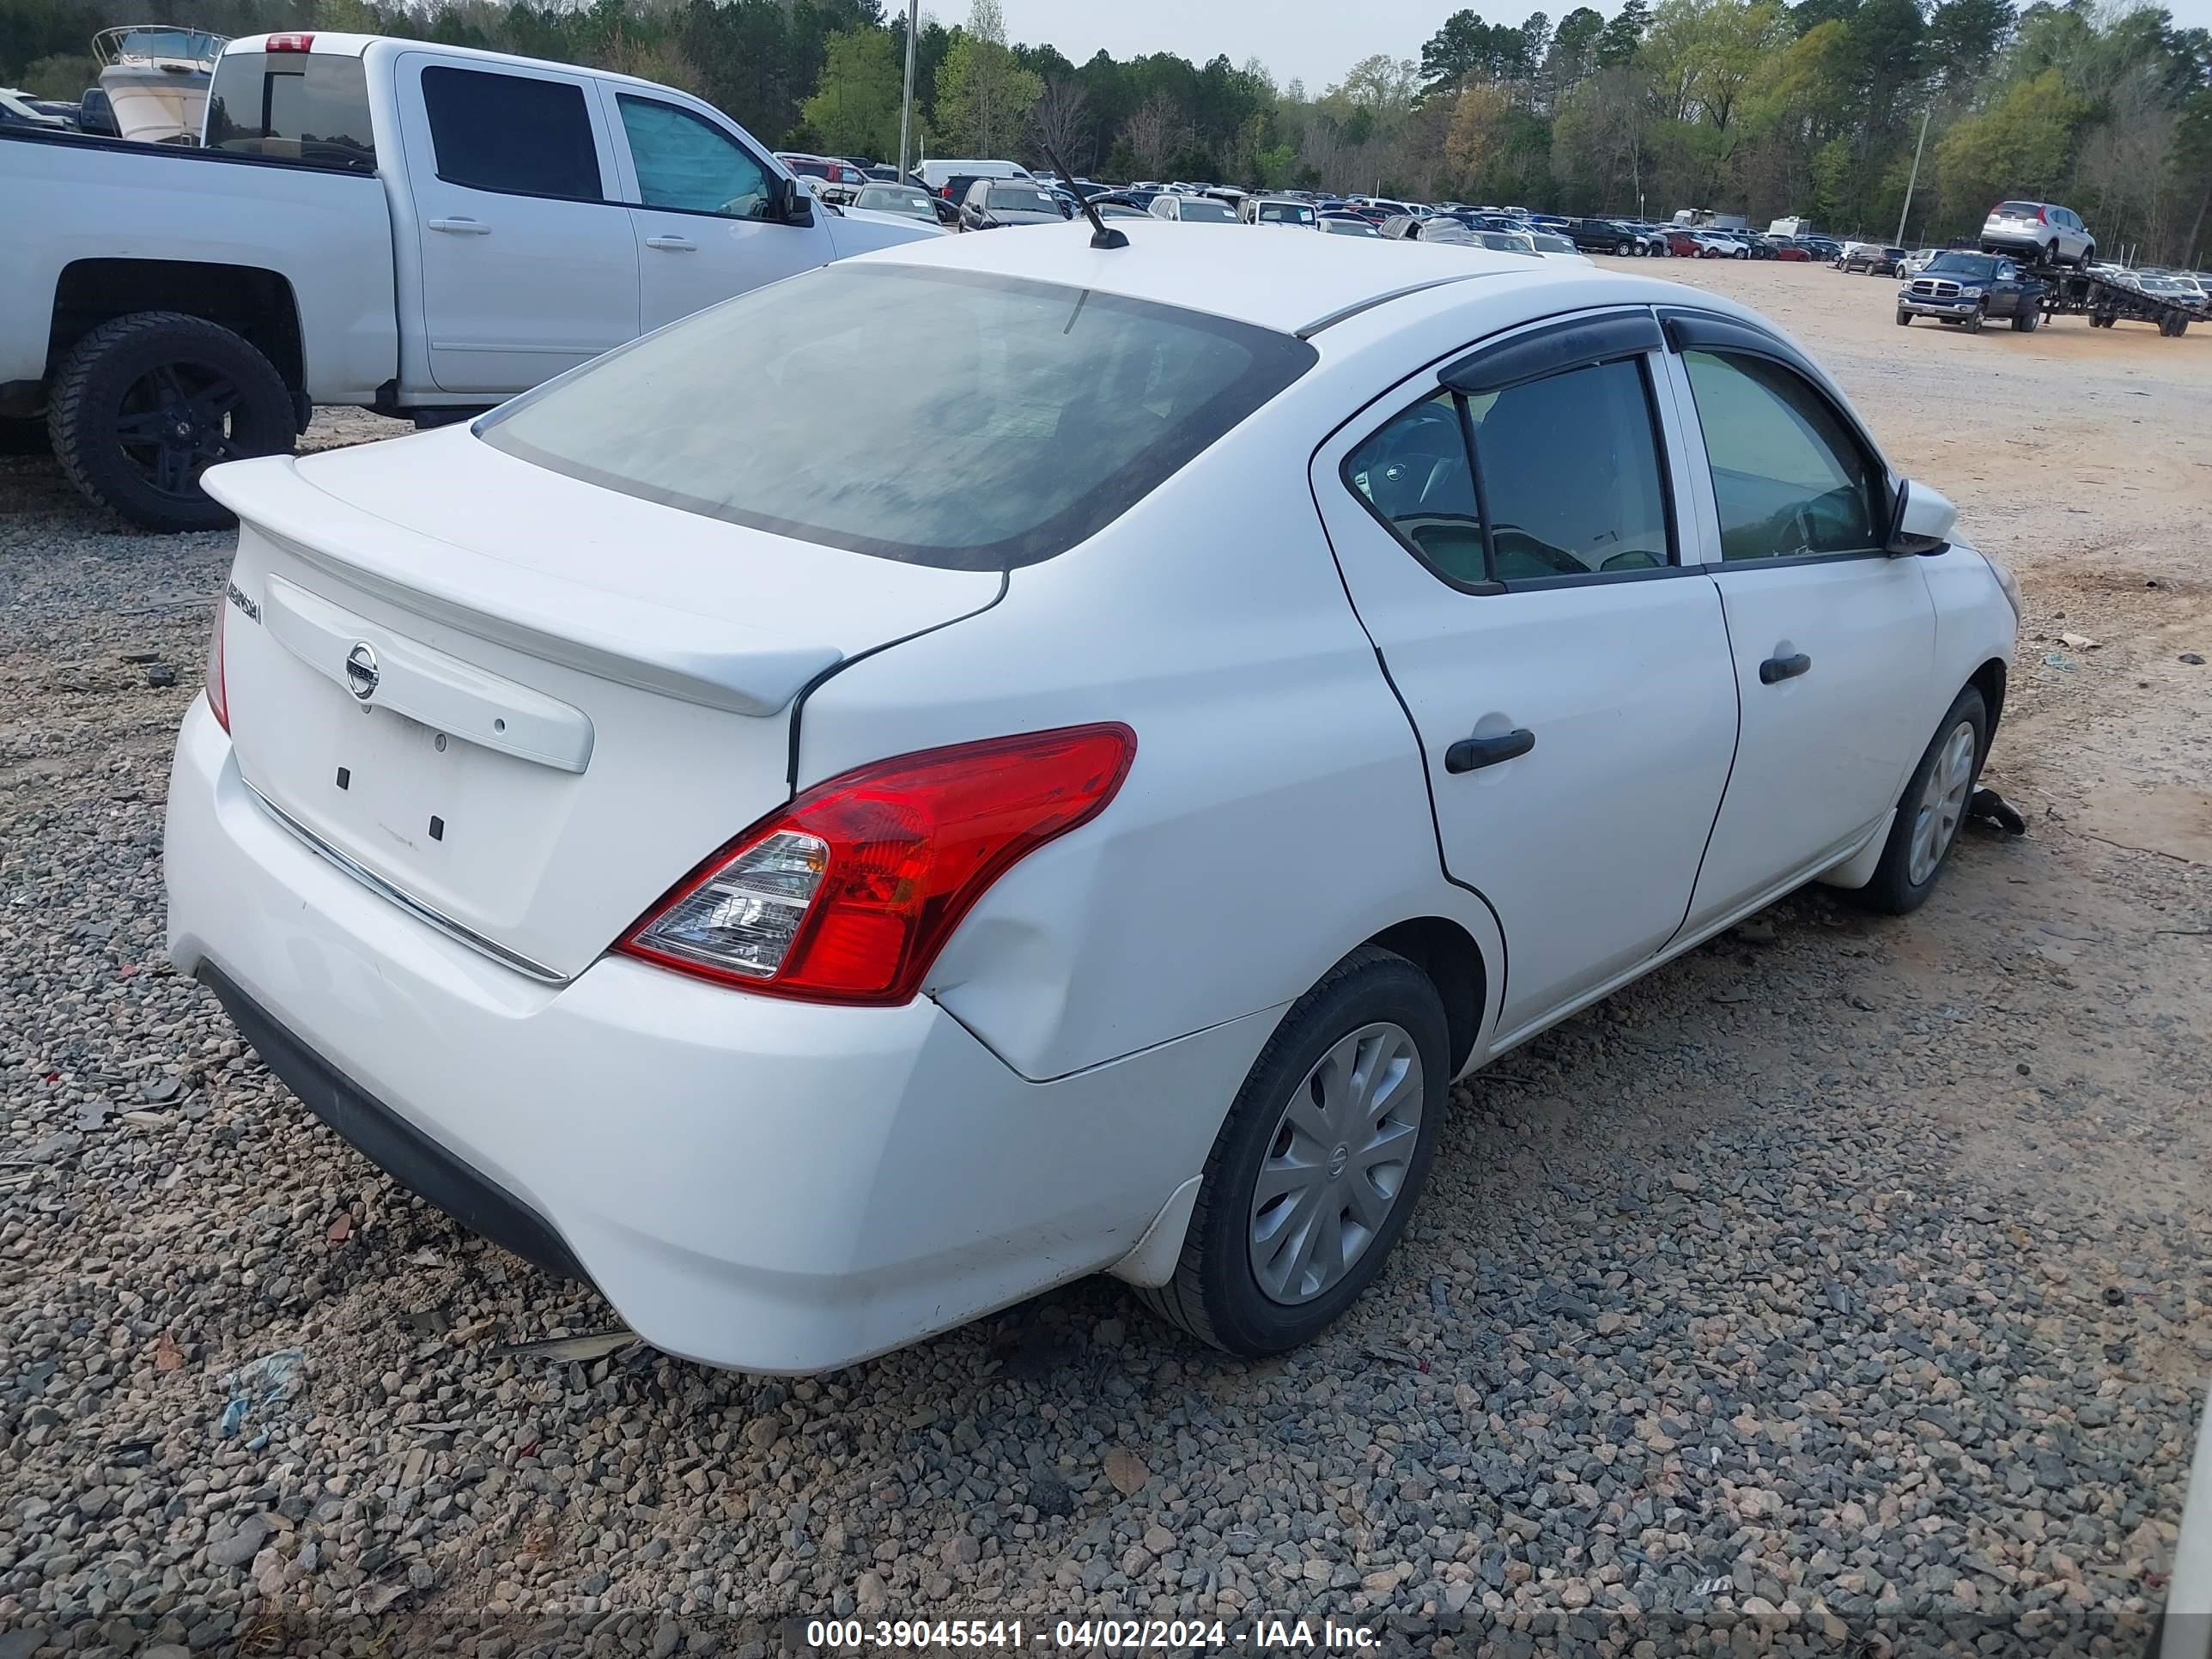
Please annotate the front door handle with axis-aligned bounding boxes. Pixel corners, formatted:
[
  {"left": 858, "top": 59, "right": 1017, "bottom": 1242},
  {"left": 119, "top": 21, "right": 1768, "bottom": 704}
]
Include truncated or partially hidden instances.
[
  {"left": 1759, "top": 652, "right": 1812, "bottom": 684},
  {"left": 1444, "top": 727, "right": 1535, "bottom": 774},
  {"left": 428, "top": 216, "right": 490, "bottom": 234},
  {"left": 645, "top": 235, "right": 697, "bottom": 252}
]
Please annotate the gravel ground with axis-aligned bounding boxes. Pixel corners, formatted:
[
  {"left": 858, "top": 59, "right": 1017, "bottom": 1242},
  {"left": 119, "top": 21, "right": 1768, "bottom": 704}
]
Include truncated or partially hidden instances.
[{"left": 3, "top": 264, "right": 2210, "bottom": 1658}]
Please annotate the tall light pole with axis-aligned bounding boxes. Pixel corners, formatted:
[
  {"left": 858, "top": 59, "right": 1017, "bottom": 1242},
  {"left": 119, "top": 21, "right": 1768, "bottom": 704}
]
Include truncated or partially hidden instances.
[
  {"left": 897, "top": 0, "right": 919, "bottom": 178},
  {"left": 1895, "top": 103, "right": 1931, "bottom": 246}
]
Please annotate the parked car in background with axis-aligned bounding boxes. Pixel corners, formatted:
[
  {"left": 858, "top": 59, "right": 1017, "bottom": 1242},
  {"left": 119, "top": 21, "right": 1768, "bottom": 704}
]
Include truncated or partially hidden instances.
[
  {"left": 2117, "top": 270, "right": 2207, "bottom": 313},
  {"left": 1799, "top": 235, "right": 1844, "bottom": 261},
  {"left": 1242, "top": 196, "right": 1318, "bottom": 228},
  {"left": 1896, "top": 251, "right": 2044, "bottom": 332},
  {"left": 839, "top": 182, "right": 950, "bottom": 236},
  {"left": 167, "top": 225, "right": 2016, "bottom": 1376},
  {"left": 1149, "top": 193, "right": 1239, "bottom": 223},
  {"left": 776, "top": 152, "right": 867, "bottom": 203},
  {"left": 0, "top": 31, "right": 936, "bottom": 530},
  {"left": 1321, "top": 216, "right": 1381, "bottom": 237},
  {"left": 0, "top": 86, "right": 69, "bottom": 129},
  {"left": 1838, "top": 243, "right": 1909, "bottom": 275},
  {"left": 1980, "top": 200, "right": 2094, "bottom": 267},
  {"left": 960, "top": 178, "right": 1070, "bottom": 228},
  {"left": 846, "top": 182, "right": 941, "bottom": 228},
  {"left": 1690, "top": 230, "right": 1749, "bottom": 258},
  {"left": 915, "top": 157, "right": 1031, "bottom": 198},
  {"left": 1766, "top": 236, "right": 1814, "bottom": 262},
  {"left": 1565, "top": 217, "right": 1646, "bottom": 256},
  {"left": 1661, "top": 228, "right": 1704, "bottom": 258}
]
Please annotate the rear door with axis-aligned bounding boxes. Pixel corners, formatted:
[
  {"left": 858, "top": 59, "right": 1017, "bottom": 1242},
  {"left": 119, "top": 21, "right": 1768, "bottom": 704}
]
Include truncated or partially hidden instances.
[
  {"left": 603, "top": 88, "right": 833, "bottom": 331},
  {"left": 1659, "top": 313, "right": 1936, "bottom": 930},
  {"left": 393, "top": 53, "right": 639, "bottom": 395},
  {"left": 1312, "top": 311, "right": 1741, "bottom": 1042}
]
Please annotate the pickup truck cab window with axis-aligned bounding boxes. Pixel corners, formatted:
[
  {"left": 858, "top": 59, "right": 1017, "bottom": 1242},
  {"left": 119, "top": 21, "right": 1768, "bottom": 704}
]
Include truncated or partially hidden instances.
[
  {"left": 204, "top": 52, "right": 374, "bottom": 171},
  {"left": 1679, "top": 349, "right": 1880, "bottom": 562},
  {"left": 616, "top": 94, "right": 774, "bottom": 220},
  {"left": 421, "top": 65, "right": 602, "bottom": 201}
]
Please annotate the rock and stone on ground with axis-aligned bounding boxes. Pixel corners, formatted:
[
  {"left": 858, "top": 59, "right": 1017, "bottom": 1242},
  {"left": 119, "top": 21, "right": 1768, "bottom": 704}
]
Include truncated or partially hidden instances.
[{"left": 2, "top": 267, "right": 2209, "bottom": 1656}]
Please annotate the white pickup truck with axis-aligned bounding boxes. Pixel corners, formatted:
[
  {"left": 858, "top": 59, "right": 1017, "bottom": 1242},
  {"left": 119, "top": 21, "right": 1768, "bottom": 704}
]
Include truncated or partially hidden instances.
[{"left": 0, "top": 32, "right": 932, "bottom": 531}]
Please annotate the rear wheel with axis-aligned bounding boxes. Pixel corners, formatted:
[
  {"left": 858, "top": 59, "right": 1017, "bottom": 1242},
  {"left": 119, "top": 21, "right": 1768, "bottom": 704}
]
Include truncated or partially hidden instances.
[
  {"left": 1137, "top": 946, "right": 1449, "bottom": 1357},
  {"left": 1850, "top": 686, "right": 1988, "bottom": 915},
  {"left": 49, "top": 311, "right": 296, "bottom": 532},
  {"left": 2013, "top": 301, "right": 2039, "bottom": 332}
]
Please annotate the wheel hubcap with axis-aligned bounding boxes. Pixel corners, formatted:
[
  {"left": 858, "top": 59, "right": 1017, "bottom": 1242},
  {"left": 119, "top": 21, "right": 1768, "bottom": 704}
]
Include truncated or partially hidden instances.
[
  {"left": 1907, "top": 720, "right": 1978, "bottom": 885},
  {"left": 113, "top": 361, "right": 246, "bottom": 501},
  {"left": 1248, "top": 1021, "right": 1424, "bottom": 1306}
]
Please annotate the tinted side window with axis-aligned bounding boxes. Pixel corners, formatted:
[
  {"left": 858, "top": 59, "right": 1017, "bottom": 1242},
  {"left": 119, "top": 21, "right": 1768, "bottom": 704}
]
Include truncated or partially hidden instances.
[
  {"left": 1345, "top": 392, "right": 1484, "bottom": 583},
  {"left": 618, "top": 95, "right": 772, "bottom": 218},
  {"left": 1467, "top": 359, "right": 1671, "bottom": 581},
  {"left": 1681, "top": 350, "right": 1879, "bottom": 562},
  {"left": 1345, "top": 355, "right": 1672, "bottom": 587},
  {"left": 422, "top": 67, "right": 600, "bottom": 201}
]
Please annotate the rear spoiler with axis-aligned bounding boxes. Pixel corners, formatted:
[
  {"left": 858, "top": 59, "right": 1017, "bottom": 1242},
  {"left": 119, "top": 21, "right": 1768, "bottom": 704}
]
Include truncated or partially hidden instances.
[{"left": 201, "top": 456, "right": 841, "bottom": 717}]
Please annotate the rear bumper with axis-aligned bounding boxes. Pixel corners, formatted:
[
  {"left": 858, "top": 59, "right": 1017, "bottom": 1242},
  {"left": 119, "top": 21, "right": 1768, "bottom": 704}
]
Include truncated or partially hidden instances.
[{"left": 164, "top": 697, "right": 1271, "bottom": 1372}]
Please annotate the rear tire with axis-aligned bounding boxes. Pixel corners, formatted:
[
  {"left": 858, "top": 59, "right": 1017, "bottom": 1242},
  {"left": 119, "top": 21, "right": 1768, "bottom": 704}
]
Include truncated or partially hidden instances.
[
  {"left": 1136, "top": 946, "right": 1449, "bottom": 1357},
  {"left": 1849, "top": 686, "right": 1988, "bottom": 916},
  {"left": 49, "top": 310, "right": 296, "bottom": 533},
  {"left": 2013, "top": 301, "right": 2039, "bottom": 332}
]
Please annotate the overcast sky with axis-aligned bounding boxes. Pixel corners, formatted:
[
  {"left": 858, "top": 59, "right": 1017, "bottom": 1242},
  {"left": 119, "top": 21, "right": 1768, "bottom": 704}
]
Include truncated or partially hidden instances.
[{"left": 994, "top": 0, "right": 2212, "bottom": 96}]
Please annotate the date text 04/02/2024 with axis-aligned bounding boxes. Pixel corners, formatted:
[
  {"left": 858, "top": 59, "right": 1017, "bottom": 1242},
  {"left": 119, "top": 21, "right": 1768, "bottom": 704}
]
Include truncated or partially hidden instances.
[{"left": 802, "top": 1618, "right": 1382, "bottom": 1650}]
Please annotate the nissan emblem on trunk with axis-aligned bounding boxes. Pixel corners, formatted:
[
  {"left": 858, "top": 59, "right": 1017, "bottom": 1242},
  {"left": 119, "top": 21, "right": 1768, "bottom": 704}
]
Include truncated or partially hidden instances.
[{"left": 345, "top": 641, "right": 380, "bottom": 702}]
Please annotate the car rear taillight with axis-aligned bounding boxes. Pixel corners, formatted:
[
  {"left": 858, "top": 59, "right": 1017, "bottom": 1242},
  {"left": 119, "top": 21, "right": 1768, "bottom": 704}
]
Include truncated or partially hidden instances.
[
  {"left": 265, "top": 31, "right": 314, "bottom": 51},
  {"left": 619, "top": 724, "right": 1136, "bottom": 1005},
  {"left": 2035, "top": 206, "right": 2047, "bottom": 222},
  {"left": 206, "top": 597, "right": 229, "bottom": 732}
]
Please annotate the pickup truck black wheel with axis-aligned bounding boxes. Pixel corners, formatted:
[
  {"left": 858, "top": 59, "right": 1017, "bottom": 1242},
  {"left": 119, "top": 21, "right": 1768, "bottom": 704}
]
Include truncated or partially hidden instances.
[
  {"left": 49, "top": 311, "right": 296, "bottom": 533},
  {"left": 1964, "top": 303, "right": 1985, "bottom": 334},
  {"left": 1136, "top": 945, "right": 1448, "bottom": 1357},
  {"left": 2012, "top": 301, "right": 2039, "bottom": 332}
]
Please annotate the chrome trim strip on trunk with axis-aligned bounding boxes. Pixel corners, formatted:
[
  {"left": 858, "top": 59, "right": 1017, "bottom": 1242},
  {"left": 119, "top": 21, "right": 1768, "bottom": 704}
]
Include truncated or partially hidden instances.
[{"left": 242, "top": 781, "right": 571, "bottom": 986}]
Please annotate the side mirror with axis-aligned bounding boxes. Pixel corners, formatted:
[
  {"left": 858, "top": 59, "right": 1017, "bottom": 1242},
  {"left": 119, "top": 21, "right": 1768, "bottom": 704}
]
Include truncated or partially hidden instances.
[
  {"left": 771, "top": 173, "right": 813, "bottom": 226},
  {"left": 1885, "top": 477, "right": 1957, "bottom": 556}
]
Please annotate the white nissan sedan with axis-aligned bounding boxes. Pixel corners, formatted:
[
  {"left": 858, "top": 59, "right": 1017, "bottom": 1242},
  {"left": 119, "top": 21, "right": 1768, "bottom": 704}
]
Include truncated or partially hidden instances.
[{"left": 167, "top": 225, "right": 2018, "bottom": 1373}]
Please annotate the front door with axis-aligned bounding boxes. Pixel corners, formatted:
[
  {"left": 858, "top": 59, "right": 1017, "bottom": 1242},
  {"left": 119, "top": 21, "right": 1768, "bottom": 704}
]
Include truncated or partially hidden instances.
[
  {"left": 1662, "top": 341, "right": 1937, "bottom": 930},
  {"left": 396, "top": 55, "right": 639, "bottom": 396},
  {"left": 604, "top": 90, "right": 833, "bottom": 332},
  {"left": 1312, "top": 316, "right": 1741, "bottom": 1042}
]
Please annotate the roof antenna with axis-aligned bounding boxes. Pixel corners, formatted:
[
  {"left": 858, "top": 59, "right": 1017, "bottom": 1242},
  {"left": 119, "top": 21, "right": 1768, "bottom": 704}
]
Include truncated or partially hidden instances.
[{"left": 1044, "top": 143, "right": 1127, "bottom": 250}]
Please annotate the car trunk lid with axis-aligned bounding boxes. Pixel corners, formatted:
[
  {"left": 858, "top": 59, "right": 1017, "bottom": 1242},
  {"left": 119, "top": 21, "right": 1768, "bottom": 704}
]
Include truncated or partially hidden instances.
[{"left": 202, "top": 429, "right": 1001, "bottom": 981}]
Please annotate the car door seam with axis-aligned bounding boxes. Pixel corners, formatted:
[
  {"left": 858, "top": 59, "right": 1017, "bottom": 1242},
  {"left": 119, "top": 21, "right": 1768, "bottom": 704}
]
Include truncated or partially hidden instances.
[
  {"left": 1674, "top": 571, "right": 1746, "bottom": 946},
  {"left": 1302, "top": 471, "right": 1511, "bottom": 1019}
]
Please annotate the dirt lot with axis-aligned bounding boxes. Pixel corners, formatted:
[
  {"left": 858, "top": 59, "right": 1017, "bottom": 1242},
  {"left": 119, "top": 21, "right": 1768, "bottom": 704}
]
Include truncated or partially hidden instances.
[{"left": 2, "top": 258, "right": 2209, "bottom": 1657}]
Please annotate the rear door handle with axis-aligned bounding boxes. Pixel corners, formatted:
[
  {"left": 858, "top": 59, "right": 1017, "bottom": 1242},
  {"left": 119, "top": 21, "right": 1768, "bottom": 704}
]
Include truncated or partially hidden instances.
[
  {"left": 645, "top": 235, "right": 697, "bottom": 252},
  {"left": 1759, "top": 653, "right": 1812, "bottom": 684},
  {"left": 428, "top": 216, "right": 490, "bottom": 234},
  {"left": 1444, "top": 728, "right": 1535, "bottom": 774}
]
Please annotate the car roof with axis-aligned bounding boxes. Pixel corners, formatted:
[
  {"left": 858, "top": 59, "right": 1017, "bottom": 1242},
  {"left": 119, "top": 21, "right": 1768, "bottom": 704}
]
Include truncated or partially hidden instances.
[{"left": 850, "top": 218, "right": 1682, "bottom": 337}]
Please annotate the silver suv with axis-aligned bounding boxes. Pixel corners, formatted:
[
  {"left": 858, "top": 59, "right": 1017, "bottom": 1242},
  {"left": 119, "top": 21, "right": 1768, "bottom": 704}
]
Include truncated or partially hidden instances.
[{"left": 1980, "top": 201, "right": 2094, "bottom": 267}]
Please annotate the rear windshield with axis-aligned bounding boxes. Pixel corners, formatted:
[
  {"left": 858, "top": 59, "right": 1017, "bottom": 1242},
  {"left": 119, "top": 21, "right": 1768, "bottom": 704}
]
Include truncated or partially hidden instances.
[
  {"left": 478, "top": 264, "right": 1317, "bottom": 570},
  {"left": 1258, "top": 202, "right": 1315, "bottom": 223},
  {"left": 1179, "top": 199, "right": 1237, "bottom": 222},
  {"left": 1994, "top": 201, "right": 2042, "bottom": 217},
  {"left": 204, "top": 52, "right": 374, "bottom": 170},
  {"left": 986, "top": 183, "right": 1059, "bottom": 213}
]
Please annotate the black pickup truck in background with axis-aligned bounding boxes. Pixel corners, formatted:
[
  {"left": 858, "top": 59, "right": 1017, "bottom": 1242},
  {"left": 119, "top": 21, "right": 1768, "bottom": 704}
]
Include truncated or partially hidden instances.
[
  {"left": 1896, "top": 251, "right": 2047, "bottom": 332},
  {"left": 1563, "top": 218, "right": 1644, "bottom": 256}
]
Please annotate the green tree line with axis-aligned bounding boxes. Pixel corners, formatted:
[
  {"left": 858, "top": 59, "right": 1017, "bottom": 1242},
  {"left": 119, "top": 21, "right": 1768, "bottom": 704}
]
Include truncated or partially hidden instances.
[{"left": 4, "top": 0, "right": 2206, "bottom": 262}]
